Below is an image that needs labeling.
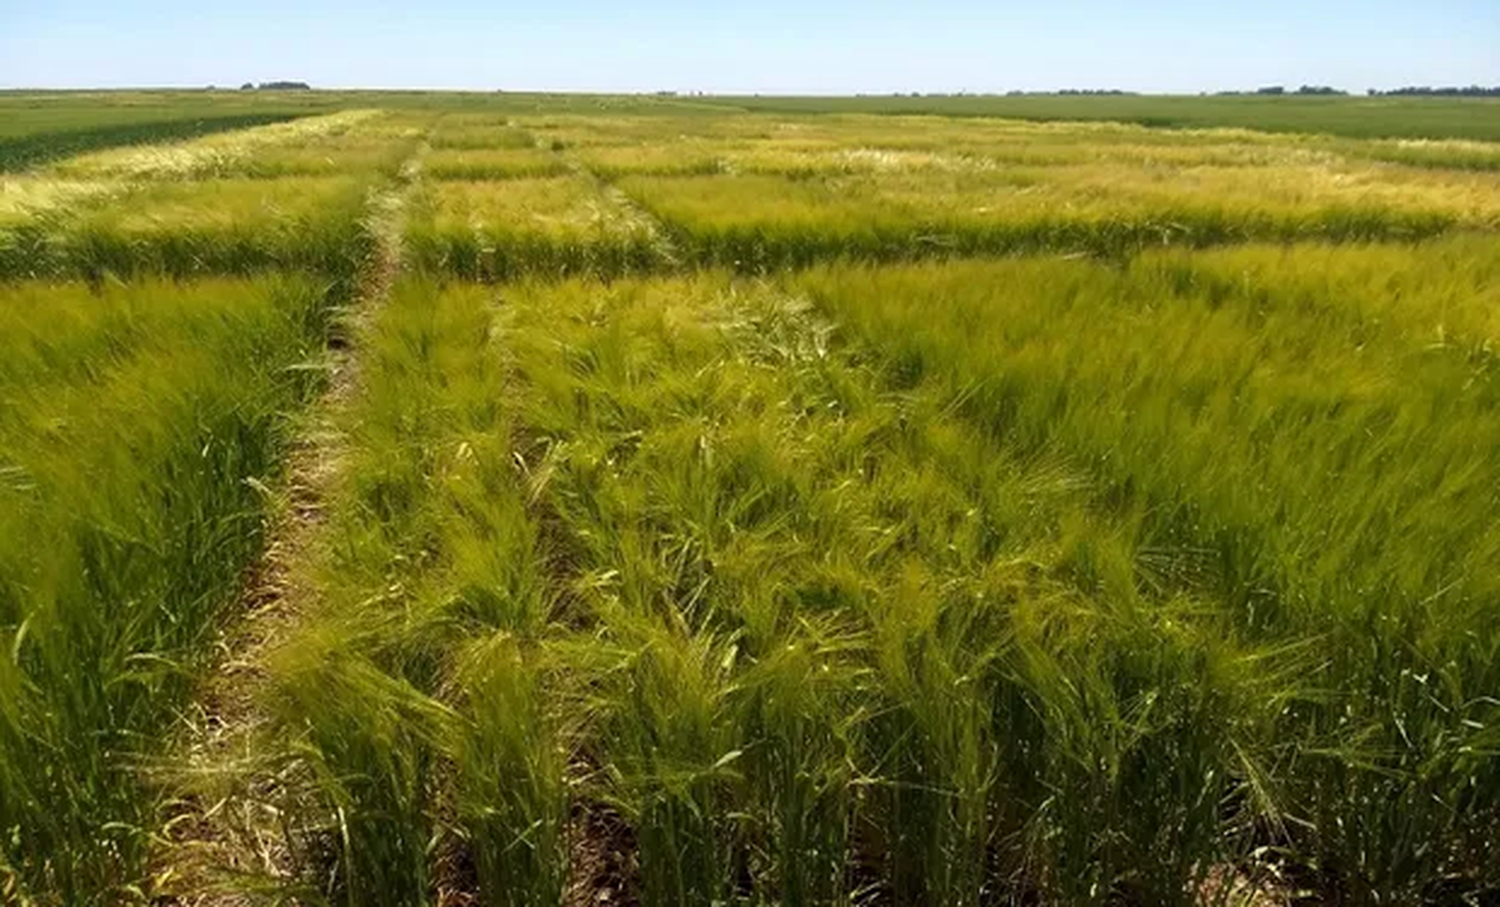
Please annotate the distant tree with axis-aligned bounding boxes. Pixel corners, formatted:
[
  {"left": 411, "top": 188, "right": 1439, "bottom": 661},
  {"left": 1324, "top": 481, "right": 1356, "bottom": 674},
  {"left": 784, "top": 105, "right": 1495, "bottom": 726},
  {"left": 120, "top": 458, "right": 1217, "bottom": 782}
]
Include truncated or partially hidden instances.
[
  {"left": 240, "top": 82, "right": 255, "bottom": 91},
  {"left": 1372, "top": 85, "right": 1500, "bottom": 97},
  {"left": 1296, "top": 85, "right": 1346, "bottom": 95},
  {"left": 257, "top": 81, "right": 312, "bottom": 91},
  {"left": 1256, "top": 86, "right": 1286, "bottom": 95}
]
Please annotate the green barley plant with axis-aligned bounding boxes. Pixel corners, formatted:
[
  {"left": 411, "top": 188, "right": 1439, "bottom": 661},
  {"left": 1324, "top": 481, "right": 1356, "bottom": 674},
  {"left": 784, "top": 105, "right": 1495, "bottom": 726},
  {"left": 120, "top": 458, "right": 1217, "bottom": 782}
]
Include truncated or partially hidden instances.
[
  {"left": 3, "top": 176, "right": 376, "bottom": 285},
  {"left": 404, "top": 177, "right": 667, "bottom": 281},
  {"left": 428, "top": 122, "right": 539, "bottom": 150},
  {"left": 265, "top": 280, "right": 568, "bottom": 906},
  {"left": 424, "top": 147, "right": 571, "bottom": 180},
  {"left": 575, "top": 142, "right": 733, "bottom": 179},
  {"left": 43, "top": 110, "right": 382, "bottom": 181},
  {"left": 793, "top": 239, "right": 1500, "bottom": 900},
  {"left": 617, "top": 166, "right": 1487, "bottom": 270},
  {"left": 0, "top": 277, "right": 335, "bottom": 904},
  {"left": 263, "top": 274, "right": 1290, "bottom": 905}
]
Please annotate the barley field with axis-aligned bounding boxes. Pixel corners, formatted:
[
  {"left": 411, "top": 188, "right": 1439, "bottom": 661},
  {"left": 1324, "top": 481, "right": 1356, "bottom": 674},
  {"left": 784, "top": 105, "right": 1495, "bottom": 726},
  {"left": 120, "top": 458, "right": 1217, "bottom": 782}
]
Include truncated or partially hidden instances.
[{"left": 0, "top": 92, "right": 1498, "bottom": 906}]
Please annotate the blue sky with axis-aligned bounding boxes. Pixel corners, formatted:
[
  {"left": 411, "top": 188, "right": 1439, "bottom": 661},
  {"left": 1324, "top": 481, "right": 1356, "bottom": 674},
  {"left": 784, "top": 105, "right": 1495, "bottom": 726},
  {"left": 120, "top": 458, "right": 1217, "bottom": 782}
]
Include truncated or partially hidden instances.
[{"left": 2, "top": 0, "right": 1496, "bottom": 93}]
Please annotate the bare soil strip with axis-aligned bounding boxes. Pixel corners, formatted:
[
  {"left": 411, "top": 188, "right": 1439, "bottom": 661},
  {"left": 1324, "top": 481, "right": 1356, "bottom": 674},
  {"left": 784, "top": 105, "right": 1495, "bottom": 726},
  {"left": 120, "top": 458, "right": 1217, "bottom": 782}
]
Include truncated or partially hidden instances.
[
  {"left": 562, "top": 804, "right": 641, "bottom": 907},
  {"left": 147, "top": 147, "right": 424, "bottom": 906}
]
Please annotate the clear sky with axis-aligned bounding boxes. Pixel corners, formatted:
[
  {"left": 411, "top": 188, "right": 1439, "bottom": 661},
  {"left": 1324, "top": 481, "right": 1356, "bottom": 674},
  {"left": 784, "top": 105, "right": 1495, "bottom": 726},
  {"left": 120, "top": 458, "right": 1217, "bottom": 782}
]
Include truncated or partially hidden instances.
[{"left": 2, "top": 0, "right": 1496, "bottom": 94}]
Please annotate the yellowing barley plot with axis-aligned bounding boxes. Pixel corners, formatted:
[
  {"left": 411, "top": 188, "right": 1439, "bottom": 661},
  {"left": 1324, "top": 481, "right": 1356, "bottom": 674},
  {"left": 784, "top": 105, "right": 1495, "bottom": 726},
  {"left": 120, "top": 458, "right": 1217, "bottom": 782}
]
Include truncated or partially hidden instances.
[{"left": 405, "top": 175, "right": 668, "bottom": 280}]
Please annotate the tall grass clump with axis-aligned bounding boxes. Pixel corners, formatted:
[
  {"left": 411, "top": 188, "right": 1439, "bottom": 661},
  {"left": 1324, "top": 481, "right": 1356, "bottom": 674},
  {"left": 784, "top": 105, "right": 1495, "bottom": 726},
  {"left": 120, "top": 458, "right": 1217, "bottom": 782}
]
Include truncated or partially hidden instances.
[
  {"left": 793, "top": 237, "right": 1500, "bottom": 900},
  {"left": 0, "top": 277, "right": 335, "bottom": 904},
  {"left": 0, "top": 176, "right": 122, "bottom": 278}
]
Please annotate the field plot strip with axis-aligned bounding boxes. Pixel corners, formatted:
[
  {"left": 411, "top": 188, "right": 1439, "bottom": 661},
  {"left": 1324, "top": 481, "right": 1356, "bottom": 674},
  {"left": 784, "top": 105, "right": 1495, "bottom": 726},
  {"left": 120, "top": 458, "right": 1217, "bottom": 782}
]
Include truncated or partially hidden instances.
[
  {"left": 506, "top": 113, "right": 1500, "bottom": 275},
  {"left": 42, "top": 110, "right": 383, "bottom": 181},
  {"left": 703, "top": 94, "right": 1500, "bottom": 143},
  {"left": 405, "top": 178, "right": 668, "bottom": 282},
  {"left": 227, "top": 273, "right": 1309, "bottom": 905},
  {"left": 0, "top": 277, "right": 339, "bottom": 903},
  {"left": 560, "top": 139, "right": 685, "bottom": 270},
  {"left": 146, "top": 135, "right": 431, "bottom": 905},
  {"left": 371, "top": 111, "right": 1500, "bottom": 283},
  {"left": 0, "top": 111, "right": 432, "bottom": 905},
  {"left": 0, "top": 112, "right": 315, "bottom": 175},
  {"left": 0, "top": 111, "right": 408, "bottom": 285},
  {"left": 793, "top": 241, "right": 1500, "bottom": 900},
  {"left": 614, "top": 165, "right": 1492, "bottom": 271}
]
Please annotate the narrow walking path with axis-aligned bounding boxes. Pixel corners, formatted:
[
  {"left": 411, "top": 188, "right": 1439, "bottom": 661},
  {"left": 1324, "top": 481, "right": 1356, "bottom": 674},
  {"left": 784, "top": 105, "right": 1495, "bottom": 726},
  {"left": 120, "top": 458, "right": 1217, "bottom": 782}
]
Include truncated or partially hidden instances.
[{"left": 147, "top": 144, "right": 426, "bottom": 906}]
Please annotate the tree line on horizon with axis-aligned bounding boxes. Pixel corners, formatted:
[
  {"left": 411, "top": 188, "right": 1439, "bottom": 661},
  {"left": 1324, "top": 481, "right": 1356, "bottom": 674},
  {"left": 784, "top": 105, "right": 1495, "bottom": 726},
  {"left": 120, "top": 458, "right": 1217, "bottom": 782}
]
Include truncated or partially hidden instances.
[
  {"left": 866, "top": 85, "right": 1500, "bottom": 99},
  {"left": 238, "top": 81, "right": 312, "bottom": 91},
  {"left": 1368, "top": 85, "right": 1500, "bottom": 97}
]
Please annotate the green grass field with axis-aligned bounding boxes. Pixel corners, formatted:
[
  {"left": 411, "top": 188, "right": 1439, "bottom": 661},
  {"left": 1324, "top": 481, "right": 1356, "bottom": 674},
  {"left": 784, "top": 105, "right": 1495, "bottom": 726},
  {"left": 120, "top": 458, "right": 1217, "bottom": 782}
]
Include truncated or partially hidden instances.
[
  {"left": 710, "top": 93, "right": 1500, "bottom": 142},
  {"left": 0, "top": 90, "right": 1497, "bottom": 906},
  {"left": 0, "top": 91, "right": 349, "bottom": 172}
]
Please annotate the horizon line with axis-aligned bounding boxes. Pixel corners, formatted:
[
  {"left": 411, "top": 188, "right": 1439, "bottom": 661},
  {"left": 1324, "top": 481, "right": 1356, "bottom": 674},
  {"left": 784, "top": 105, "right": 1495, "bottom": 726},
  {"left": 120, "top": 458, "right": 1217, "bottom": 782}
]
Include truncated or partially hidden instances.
[{"left": 4, "top": 84, "right": 1500, "bottom": 96}]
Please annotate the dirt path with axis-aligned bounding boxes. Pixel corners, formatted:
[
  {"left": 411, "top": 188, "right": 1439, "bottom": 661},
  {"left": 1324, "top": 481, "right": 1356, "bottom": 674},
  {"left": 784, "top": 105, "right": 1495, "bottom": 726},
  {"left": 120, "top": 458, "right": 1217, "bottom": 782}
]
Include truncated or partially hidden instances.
[{"left": 146, "top": 145, "right": 424, "bottom": 906}]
